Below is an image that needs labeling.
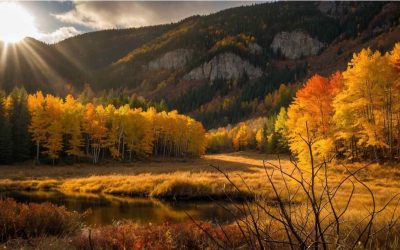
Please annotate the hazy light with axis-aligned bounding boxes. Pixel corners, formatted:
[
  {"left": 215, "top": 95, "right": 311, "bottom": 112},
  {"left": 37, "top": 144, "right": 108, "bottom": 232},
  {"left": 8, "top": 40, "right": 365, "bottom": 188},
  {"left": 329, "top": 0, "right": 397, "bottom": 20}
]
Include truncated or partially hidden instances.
[{"left": 0, "top": 3, "right": 37, "bottom": 43}]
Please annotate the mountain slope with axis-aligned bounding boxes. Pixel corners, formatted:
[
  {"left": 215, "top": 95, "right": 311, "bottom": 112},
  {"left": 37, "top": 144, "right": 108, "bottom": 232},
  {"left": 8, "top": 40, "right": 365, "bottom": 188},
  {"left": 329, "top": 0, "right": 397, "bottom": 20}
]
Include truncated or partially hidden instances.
[
  {"left": 53, "top": 24, "right": 176, "bottom": 70},
  {"left": 0, "top": 38, "right": 84, "bottom": 93},
  {"left": 0, "top": 1, "right": 399, "bottom": 128}
]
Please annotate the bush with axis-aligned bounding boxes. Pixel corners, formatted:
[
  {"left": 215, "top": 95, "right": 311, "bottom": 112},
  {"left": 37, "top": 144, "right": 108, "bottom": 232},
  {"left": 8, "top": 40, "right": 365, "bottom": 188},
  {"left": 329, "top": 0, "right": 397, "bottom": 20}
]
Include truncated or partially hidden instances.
[
  {"left": 150, "top": 179, "right": 212, "bottom": 199},
  {"left": 0, "top": 198, "right": 82, "bottom": 242},
  {"left": 72, "top": 221, "right": 243, "bottom": 250}
]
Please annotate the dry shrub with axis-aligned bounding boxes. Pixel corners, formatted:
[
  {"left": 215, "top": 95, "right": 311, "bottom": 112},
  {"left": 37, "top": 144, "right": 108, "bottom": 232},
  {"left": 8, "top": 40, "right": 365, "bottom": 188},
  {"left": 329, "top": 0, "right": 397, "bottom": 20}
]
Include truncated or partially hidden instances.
[
  {"left": 72, "top": 221, "right": 244, "bottom": 250},
  {"left": 1, "top": 236, "right": 74, "bottom": 250},
  {"left": 150, "top": 178, "right": 213, "bottom": 199},
  {"left": 0, "top": 198, "right": 82, "bottom": 243},
  {"left": 59, "top": 173, "right": 256, "bottom": 201}
]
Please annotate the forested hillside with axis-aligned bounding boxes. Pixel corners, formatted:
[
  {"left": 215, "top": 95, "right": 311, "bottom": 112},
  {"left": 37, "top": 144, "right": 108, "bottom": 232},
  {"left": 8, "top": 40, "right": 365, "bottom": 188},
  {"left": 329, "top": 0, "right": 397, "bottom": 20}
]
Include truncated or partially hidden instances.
[
  {"left": 0, "top": 1, "right": 399, "bottom": 129},
  {"left": 208, "top": 42, "right": 400, "bottom": 162}
]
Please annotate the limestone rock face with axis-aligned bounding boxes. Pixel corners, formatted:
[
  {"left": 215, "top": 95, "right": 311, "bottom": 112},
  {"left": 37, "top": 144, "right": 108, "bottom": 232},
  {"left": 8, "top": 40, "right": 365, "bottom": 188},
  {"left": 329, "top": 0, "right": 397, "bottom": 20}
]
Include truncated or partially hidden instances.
[
  {"left": 148, "top": 49, "right": 192, "bottom": 71},
  {"left": 184, "top": 52, "right": 262, "bottom": 81},
  {"left": 248, "top": 42, "right": 263, "bottom": 54},
  {"left": 317, "top": 1, "right": 350, "bottom": 18},
  {"left": 270, "top": 31, "right": 325, "bottom": 59}
]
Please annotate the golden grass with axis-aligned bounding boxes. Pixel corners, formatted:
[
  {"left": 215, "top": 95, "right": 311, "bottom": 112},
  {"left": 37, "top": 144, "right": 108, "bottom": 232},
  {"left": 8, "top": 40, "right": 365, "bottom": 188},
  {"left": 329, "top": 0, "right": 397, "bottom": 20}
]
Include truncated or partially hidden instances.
[{"left": 0, "top": 152, "right": 399, "bottom": 203}]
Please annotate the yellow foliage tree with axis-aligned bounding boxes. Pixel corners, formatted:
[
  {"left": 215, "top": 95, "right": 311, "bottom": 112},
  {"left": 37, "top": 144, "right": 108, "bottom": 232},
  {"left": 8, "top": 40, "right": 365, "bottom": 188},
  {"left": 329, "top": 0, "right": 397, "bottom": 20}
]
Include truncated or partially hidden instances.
[
  {"left": 27, "top": 91, "right": 46, "bottom": 162},
  {"left": 43, "top": 95, "right": 63, "bottom": 164},
  {"left": 230, "top": 123, "right": 251, "bottom": 151},
  {"left": 124, "top": 109, "right": 154, "bottom": 159},
  {"left": 62, "top": 95, "right": 84, "bottom": 158},
  {"left": 333, "top": 47, "right": 398, "bottom": 160},
  {"left": 26, "top": 93, "right": 206, "bottom": 164},
  {"left": 83, "top": 104, "right": 109, "bottom": 164}
]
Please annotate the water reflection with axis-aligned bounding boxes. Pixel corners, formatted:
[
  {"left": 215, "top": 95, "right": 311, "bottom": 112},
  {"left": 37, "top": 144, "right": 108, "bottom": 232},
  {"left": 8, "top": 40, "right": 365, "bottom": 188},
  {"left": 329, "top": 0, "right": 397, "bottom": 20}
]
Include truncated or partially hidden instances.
[{"left": 0, "top": 191, "right": 240, "bottom": 226}]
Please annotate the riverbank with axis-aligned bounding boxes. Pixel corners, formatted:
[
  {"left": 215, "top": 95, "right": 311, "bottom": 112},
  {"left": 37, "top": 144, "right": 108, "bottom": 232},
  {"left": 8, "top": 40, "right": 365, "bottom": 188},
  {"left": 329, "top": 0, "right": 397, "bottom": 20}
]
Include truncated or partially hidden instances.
[
  {"left": 1, "top": 197, "right": 399, "bottom": 250},
  {"left": 0, "top": 152, "right": 399, "bottom": 201},
  {"left": 0, "top": 152, "right": 281, "bottom": 200},
  {"left": 0, "top": 198, "right": 241, "bottom": 249}
]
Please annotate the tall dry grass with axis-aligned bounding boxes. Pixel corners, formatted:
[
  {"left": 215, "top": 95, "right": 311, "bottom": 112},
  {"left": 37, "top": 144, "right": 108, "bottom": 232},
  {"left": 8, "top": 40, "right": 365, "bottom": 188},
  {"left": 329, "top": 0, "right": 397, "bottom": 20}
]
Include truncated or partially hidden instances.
[
  {"left": 72, "top": 221, "right": 244, "bottom": 250},
  {"left": 0, "top": 199, "right": 82, "bottom": 243},
  {"left": 1, "top": 157, "right": 400, "bottom": 203}
]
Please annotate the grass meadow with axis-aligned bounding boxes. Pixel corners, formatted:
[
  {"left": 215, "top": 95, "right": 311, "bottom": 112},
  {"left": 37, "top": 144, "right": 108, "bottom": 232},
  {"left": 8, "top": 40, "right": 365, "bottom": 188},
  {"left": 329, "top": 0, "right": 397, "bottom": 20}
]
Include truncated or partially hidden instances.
[
  {"left": 1, "top": 152, "right": 400, "bottom": 249},
  {"left": 0, "top": 152, "right": 399, "bottom": 202}
]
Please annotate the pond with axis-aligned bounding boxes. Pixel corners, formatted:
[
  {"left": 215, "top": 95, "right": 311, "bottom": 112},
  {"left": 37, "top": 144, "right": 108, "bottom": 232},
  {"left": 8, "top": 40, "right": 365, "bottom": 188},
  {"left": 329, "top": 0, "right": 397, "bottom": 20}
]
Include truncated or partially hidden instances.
[{"left": 0, "top": 191, "right": 240, "bottom": 226}]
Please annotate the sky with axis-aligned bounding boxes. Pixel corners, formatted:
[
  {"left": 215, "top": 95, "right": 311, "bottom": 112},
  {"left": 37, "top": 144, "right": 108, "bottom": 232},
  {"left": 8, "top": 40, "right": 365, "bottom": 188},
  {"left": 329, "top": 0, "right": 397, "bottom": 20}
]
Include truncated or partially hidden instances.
[{"left": 4, "top": 1, "right": 259, "bottom": 44}]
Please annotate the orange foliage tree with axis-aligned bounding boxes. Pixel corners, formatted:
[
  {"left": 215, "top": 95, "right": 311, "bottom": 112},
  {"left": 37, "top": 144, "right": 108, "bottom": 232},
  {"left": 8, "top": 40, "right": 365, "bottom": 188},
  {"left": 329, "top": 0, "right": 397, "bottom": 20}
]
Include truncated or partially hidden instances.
[{"left": 286, "top": 73, "right": 341, "bottom": 165}]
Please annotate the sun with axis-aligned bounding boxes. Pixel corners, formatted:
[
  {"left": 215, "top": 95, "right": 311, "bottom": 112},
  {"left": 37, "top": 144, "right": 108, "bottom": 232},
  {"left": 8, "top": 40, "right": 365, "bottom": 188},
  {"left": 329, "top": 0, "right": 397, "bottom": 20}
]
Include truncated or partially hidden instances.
[{"left": 0, "top": 2, "right": 37, "bottom": 44}]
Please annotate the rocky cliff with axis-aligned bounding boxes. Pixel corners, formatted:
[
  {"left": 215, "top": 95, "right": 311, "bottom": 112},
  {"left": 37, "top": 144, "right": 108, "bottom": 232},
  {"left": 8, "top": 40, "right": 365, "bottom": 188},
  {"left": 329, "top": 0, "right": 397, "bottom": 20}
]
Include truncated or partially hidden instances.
[
  {"left": 317, "top": 1, "right": 349, "bottom": 18},
  {"left": 148, "top": 49, "right": 193, "bottom": 71},
  {"left": 183, "top": 52, "right": 262, "bottom": 81},
  {"left": 271, "top": 31, "right": 325, "bottom": 59},
  {"left": 248, "top": 43, "right": 263, "bottom": 55}
]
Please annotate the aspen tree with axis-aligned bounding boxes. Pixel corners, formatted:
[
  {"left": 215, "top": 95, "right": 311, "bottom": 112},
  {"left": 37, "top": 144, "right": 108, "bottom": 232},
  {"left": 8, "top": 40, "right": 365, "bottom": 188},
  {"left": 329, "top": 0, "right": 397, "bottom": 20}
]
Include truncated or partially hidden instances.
[
  {"left": 43, "top": 95, "right": 63, "bottom": 164},
  {"left": 27, "top": 91, "right": 46, "bottom": 162}
]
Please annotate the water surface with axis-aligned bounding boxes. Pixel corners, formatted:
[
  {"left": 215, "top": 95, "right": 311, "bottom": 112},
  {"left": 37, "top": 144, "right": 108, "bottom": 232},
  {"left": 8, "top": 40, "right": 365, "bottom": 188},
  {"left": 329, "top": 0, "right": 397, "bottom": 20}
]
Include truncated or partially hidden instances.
[{"left": 0, "top": 191, "right": 240, "bottom": 226}]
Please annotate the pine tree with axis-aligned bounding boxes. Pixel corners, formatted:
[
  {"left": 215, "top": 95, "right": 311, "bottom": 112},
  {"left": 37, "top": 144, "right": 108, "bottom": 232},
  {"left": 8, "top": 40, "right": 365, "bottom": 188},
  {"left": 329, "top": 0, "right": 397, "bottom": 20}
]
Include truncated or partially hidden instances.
[
  {"left": 0, "top": 91, "right": 12, "bottom": 164},
  {"left": 9, "top": 88, "right": 31, "bottom": 162}
]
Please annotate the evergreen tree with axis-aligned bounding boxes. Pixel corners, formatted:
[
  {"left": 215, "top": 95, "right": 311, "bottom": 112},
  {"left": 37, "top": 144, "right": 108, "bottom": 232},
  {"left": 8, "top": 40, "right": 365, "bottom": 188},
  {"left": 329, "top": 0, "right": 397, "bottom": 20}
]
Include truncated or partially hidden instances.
[
  {"left": 0, "top": 91, "right": 12, "bottom": 164},
  {"left": 9, "top": 88, "right": 31, "bottom": 162}
]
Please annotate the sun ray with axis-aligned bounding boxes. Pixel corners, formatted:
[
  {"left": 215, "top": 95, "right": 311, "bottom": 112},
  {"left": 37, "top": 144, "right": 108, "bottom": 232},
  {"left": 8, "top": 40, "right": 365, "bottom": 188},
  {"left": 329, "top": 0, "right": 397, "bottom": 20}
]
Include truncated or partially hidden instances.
[
  {"left": 18, "top": 40, "right": 66, "bottom": 91},
  {"left": 54, "top": 45, "right": 87, "bottom": 78},
  {"left": 9, "top": 43, "right": 22, "bottom": 85},
  {"left": 0, "top": 3, "right": 37, "bottom": 44},
  {"left": 0, "top": 42, "right": 9, "bottom": 78},
  {"left": 16, "top": 40, "right": 45, "bottom": 88}
]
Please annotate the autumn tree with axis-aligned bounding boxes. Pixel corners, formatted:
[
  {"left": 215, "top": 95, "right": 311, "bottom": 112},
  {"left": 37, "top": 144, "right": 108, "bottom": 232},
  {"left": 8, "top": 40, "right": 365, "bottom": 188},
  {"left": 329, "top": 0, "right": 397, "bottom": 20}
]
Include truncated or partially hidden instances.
[
  {"left": 388, "top": 43, "right": 400, "bottom": 157},
  {"left": 255, "top": 126, "right": 267, "bottom": 152},
  {"left": 82, "top": 104, "right": 109, "bottom": 164},
  {"left": 62, "top": 95, "right": 84, "bottom": 159},
  {"left": 230, "top": 123, "right": 251, "bottom": 151},
  {"left": 27, "top": 91, "right": 46, "bottom": 162},
  {"left": 104, "top": 104, "right": 121, "bottom": 159},
  {"left": 206, "top": 128, "right": 232, "bottom": 153},
  {"left": 187, "top": 118, "right": 207, "bottom": 156},
  {"left": 333, "top": 47, "right": 398, "bottom": 160},
  {"left": 124, "top": 109, "right": 154, "bottom": 160},
  {"left": 274, "top": 107, "right": 289, "bottom": 152},
  {"left": 286, "top": 73, "right": 340, "bottom": 165},
  {"left": 43, "top": 95, "right": 64, "bottom": 164}
]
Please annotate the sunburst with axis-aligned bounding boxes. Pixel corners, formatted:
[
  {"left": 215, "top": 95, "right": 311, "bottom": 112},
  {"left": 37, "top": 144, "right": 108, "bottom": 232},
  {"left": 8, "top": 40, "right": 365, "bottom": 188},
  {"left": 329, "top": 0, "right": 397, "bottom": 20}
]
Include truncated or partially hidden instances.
[{"left": 0, "top": 2, "right": 37, "bottom": 44}]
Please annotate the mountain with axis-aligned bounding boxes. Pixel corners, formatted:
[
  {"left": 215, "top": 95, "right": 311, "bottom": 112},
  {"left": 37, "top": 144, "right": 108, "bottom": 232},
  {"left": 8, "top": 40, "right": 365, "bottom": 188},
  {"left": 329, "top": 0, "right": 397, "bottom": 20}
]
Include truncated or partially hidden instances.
[
  {"left": 0, "top": 38, "right": 84, "bottom": 93},
  {"left": 53, "top": 24, "right": 176, "bottom": 71},
  {"left": 0, "top": 1, "right": 399, "bottom": 128}
]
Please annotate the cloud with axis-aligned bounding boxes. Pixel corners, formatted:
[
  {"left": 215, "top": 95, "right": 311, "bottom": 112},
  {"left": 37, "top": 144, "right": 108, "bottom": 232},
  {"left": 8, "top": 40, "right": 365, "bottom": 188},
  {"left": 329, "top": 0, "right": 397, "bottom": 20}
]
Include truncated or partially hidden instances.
[
  {"left": 53, "top": 1, "right": 254, "bottom": 30},
  {"left": 37, "top": 26, "right": 81, "bottom": 44}
]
